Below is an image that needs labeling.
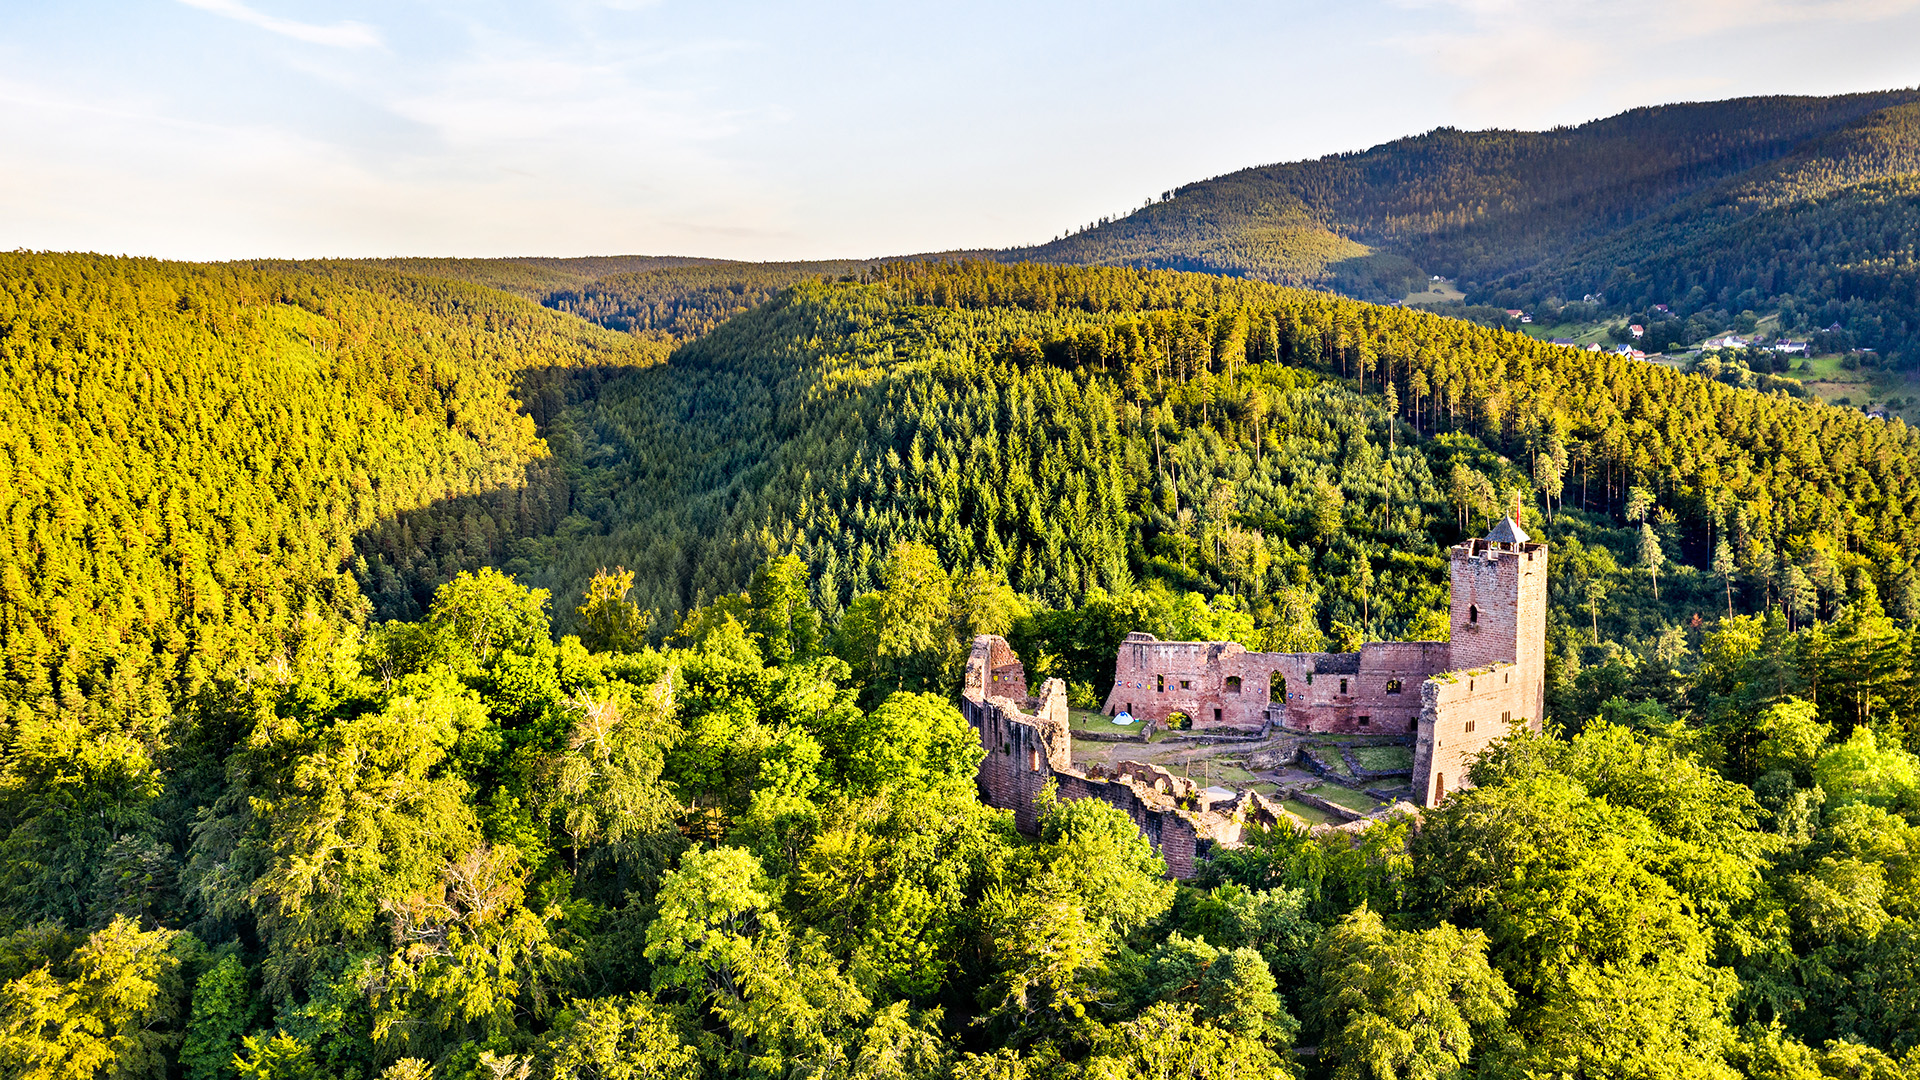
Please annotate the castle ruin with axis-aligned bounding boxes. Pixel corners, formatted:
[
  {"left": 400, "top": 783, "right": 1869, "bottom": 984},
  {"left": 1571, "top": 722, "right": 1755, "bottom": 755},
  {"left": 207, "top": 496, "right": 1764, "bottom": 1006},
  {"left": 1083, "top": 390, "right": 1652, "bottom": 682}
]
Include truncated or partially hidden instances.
[
  {"left": 1100, "top": 514, "right": 1547, "bottom": 808},
  {"left": 957, "top": 516, "right": 1547, "bottom": 878},
  {"left": 958, "top": 635, "right": 1293, "bottom": 878}
]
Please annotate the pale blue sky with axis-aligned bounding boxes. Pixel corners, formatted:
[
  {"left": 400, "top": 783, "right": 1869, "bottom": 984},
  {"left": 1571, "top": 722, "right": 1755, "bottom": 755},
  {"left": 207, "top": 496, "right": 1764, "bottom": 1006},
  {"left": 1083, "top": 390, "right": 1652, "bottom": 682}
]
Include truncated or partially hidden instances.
[{"left": 5, "top": 0, "right": 1920, "bottom": 260}]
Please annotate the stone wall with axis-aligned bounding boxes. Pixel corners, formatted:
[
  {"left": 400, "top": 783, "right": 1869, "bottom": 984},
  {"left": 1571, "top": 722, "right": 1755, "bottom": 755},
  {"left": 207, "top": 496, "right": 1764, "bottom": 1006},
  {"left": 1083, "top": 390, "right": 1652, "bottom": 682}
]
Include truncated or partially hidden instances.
[
  {"left": 1411, "top": 662, "right": 1539, "bottom": 808},
  {"left": 1100, "top": 635, "right": 1451, "bottom": 737},
  {"left": 962, "top": 634, "right": 1285, "bottom": 879},
  {"left": 1096, "top": 519, "right": 1549, "bottom": 812}
]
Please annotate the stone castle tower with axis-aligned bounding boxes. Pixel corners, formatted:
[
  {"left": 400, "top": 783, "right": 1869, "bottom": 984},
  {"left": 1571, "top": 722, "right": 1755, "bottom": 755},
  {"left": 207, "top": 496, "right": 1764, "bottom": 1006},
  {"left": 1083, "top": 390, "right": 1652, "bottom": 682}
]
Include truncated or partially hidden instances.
[
  {"left": 1446, "top": 512, "right": 1549, "bottom": 722},
  {"left": 1410, "top": 513, "right": 1549, "bottom": 806}
]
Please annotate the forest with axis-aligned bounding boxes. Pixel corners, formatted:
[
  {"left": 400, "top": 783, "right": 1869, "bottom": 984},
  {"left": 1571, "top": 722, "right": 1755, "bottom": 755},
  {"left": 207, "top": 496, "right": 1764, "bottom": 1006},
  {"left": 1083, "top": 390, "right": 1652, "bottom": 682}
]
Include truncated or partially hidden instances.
[
  {"left": 1014, "top": 90, "right": 1920, "bottom": 363},
  {"left": 4, "top": 252, "right": 1920, "bottom": 1079}
]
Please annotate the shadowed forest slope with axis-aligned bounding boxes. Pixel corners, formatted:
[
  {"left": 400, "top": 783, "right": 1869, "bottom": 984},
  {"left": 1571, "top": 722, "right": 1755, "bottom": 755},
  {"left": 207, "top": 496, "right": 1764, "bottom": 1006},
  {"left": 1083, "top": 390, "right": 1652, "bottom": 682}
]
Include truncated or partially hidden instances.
[{"left": 0, "top": 253, "right": 663, "bottom": 728}]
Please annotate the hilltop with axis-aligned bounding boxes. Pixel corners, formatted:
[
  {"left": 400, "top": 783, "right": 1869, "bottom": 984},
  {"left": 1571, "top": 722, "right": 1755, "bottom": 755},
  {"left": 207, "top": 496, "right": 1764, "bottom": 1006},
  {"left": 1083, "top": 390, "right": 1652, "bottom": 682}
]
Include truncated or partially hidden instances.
[{"left": 1006, "top": 88, "right": 1920, "bottom": 362}]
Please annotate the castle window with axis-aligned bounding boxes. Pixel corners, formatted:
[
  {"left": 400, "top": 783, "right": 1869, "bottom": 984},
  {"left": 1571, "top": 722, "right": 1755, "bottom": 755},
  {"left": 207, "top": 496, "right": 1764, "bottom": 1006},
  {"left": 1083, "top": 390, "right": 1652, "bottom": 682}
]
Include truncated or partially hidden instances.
[
  {"left": 1030, "top": 750, "right": 1041, "bottom": 772},
  {"left": 1435, "top": 774, "right": 1446, "bottom": 802},
  {"left": 1502, "top": 710, "right": 1512, "bottom": 724},
  {"left": 1409, "top": 718, "right": 1419, "bottom": 732},
  {"left": 1468, "top": 604, "right": 1479, "bottom": 624},
  {"left": 1385, "top": 679, "right": 1403, "bottom": 695},
  {"left": 1213, "top": 708, "right": 1222, "bottom": 723},
  {"left": 1157, "top": 674, "right": 1165, "bottom": 693},
  {"left": 1180, "top": 680, "right": 1191, "bottom": 690},
  {"left": 1340, "top": 679, "right": 1348, "bottom": 694},
  {"left": 1270, "top": 673, "right": 1286, "bottom": 702},
  {"left": 1504, "top": 672, "right": 1509, "bottom": 683},
  {"left": 1358, "top": 715, "right": 1371, "bottom": 726},
  {"left": 1466, "top": 719, "right": 1476, "bottom": 733},
  {"left": 1225, "top": 676, "right": 1242, "bottom": 694}
]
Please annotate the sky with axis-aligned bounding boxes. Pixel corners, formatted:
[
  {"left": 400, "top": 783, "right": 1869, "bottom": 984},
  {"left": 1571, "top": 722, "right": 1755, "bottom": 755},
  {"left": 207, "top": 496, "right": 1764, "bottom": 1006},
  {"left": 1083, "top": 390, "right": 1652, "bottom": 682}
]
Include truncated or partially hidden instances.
[{"left": 4, "top": 0, "right": 1920, "bottom": 261}]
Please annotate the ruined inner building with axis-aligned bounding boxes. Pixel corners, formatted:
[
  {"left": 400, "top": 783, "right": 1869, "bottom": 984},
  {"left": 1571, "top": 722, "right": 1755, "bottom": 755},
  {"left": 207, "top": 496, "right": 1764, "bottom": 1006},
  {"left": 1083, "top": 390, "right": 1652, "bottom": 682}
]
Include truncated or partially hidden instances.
[{"left": 959, "top": 516, "right": 1547, "bottom": 877}]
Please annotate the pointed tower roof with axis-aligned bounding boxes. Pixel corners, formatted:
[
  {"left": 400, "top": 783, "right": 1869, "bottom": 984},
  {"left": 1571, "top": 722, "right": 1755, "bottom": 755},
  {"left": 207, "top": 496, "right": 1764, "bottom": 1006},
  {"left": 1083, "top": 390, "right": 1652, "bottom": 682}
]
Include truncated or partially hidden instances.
[{"left": 1487, "top": 514, "right": 1530, "bottom": 545}]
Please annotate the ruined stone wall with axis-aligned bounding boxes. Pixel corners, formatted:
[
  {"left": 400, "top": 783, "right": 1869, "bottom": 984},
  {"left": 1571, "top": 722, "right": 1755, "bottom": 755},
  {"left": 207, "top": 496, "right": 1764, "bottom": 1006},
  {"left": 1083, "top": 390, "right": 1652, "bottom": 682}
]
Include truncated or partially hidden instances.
[
  {"left": 966, "top": 634, "right": 1222, "bottom": 877},
  {"left": 1101, "top": 635, "right": 1451, "bottom": 736},
  {"left": 1412, "top": 662, "right": 1537, "bottom": 808},
  {"left": 963, "top": 634, "right": 1029, "bottom": 702},
  {"left": 1050, "top": 771, "right": 1202, "bottom": 878}
]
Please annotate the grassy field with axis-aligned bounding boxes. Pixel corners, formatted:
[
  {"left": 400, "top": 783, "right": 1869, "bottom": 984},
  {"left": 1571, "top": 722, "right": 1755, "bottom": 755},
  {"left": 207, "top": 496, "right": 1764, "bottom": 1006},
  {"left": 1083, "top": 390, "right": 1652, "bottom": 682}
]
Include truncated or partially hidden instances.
[
  {"left": 1307, "top": 783, "right": 1378, "bottom": 812},
  {"left": 1520, "top": 320, "right": 1614, "bottom": 346},
  {"left": 1069, "top": 708, "right": 1137, "bottom": 733},
  {"left": 1785, "top": 354, "right": 1920, "bottom": 421},
  {"left": 1403, "top": 279, "right": 1465, "bottom": 305},
  {"left": 1351, "top": 745, "right": 1414, "bottom": 772},
  {"left": 1206, "top": 763, "right": 1262, "bottom": 786},
  {"left": 1313, "top": 749, "right": 1354, "bottom": 777},
  {"left": 1282, "top": 799, "right": 1341, "bottom": 826}
]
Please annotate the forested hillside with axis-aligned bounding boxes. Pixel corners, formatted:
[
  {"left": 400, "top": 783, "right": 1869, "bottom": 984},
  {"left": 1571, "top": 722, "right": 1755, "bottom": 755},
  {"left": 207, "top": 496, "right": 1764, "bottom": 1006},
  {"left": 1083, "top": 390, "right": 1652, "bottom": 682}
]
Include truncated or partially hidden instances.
[
  {"left": 361, "top": 256, "right": 732, "bottom": 302},
  {"left": 542, "top": 260, "right": 880, "bottom": 341},
  {"left": 1012, "top": 89, "right": 1920, "bottom": 361},
  {"left": 1499, "top": 103, "right": 1920, "bottom": 358},
  {"left": 6, "top": 255, "right": 1920, "bottom": 1079},
  {"left": 526, "top": 262, "right": 1920, "bottom": 659},
  {"left": 0, "top": 253, "right": 662, "bottom": 730}
]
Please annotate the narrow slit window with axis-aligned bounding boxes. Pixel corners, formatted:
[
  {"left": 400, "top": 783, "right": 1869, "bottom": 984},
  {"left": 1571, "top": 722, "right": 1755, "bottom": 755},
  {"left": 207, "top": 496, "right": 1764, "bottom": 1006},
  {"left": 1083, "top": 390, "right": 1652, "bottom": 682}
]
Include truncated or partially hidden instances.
[
  {"left": 1340, "top": 678, "right": 1348, "bottom": 694},
  {"left": 1468, "top": 604, "right": 1479, "bottom": 624}
]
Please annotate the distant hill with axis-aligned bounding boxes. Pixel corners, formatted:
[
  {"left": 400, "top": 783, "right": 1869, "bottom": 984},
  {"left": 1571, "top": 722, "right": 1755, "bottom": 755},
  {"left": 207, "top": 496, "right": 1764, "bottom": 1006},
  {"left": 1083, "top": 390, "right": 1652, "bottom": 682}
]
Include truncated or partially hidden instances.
[{"left": 1007, "top": 89, "right": 1920, "bottom": 360}]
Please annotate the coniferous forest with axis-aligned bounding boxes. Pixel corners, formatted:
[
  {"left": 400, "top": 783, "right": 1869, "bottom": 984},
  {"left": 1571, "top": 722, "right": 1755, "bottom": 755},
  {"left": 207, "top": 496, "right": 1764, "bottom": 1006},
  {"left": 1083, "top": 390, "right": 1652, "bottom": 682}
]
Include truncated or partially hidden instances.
[
  {"left": 1020, "top": 90, "right": 1920, "bottom": 364},
  {"left": 5, "top": 236, "right": 1920, "bottom": 1079}
]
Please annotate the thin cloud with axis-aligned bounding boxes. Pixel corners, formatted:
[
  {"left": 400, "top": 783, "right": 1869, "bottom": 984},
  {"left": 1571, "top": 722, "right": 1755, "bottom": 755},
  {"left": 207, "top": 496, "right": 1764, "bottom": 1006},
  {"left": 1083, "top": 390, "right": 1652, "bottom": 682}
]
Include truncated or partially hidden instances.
[
  {"left": 175, "top": 0, "right": 382, "bottom": 49},
  {"left": 1388, "top": 0, "right": 1920, "bottom": 123}
]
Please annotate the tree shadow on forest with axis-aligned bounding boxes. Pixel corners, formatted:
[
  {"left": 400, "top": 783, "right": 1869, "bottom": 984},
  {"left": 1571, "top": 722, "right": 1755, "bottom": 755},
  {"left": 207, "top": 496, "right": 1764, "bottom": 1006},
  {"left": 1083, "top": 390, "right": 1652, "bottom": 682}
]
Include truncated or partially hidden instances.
[{"left": 347, "top": 362, "right": 660, "bottom": 623}]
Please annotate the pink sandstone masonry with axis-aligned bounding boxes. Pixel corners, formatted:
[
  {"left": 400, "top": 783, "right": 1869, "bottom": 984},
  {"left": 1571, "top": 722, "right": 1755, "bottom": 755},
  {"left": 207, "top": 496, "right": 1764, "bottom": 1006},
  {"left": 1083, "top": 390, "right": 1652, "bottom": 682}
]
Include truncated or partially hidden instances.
[
  {"left": 960, "top": 635, "right": 1288, "bottom": 878},
  {"left": 1096, "top": 517, "right": 1547, "bottom": 809},
  {"left": 959, "top": 517, "right": 1548, "bottom": 876}
]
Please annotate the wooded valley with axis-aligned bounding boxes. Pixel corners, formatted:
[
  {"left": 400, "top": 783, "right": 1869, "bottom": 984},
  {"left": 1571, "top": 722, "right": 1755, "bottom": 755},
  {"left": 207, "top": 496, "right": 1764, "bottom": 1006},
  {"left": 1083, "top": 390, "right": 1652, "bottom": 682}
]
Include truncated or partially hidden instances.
[{"left": 3, "top": 234, "right": 1920, "bottom": 1080}]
